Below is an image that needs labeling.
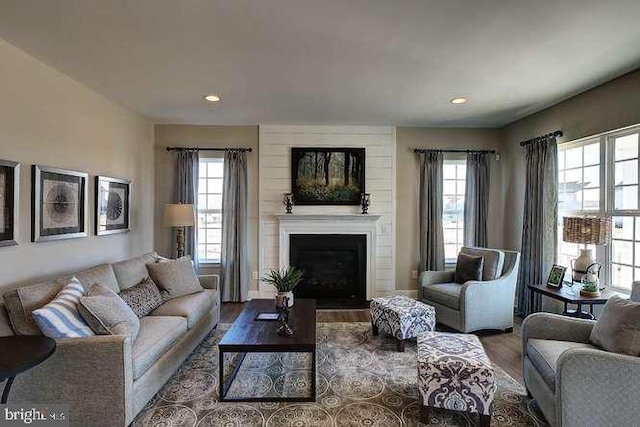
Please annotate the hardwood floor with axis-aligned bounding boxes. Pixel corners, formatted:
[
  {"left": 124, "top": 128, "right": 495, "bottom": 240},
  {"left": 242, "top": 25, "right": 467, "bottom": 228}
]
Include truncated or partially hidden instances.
[{"left": 219, "top": 302, "right": 525, "bottom": 385}]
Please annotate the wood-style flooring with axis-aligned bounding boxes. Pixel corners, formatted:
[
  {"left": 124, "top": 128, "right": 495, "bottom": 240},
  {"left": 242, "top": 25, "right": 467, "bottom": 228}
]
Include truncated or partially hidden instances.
[{"left": 220, "top": 303, "right": 524, "bottom": 384}]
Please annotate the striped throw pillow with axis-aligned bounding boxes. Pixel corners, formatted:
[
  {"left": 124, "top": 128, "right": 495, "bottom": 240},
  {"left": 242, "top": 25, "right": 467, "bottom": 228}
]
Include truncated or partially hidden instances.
[{"left": 32, "top": 277, "right": 95, "bottom": 338}]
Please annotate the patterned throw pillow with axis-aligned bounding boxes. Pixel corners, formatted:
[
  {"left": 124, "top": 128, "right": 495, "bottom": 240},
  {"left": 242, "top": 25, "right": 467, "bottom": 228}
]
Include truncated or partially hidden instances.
[
  {"left": 32, "top": 277, "right": 95, "bottom": 338},
  {"left": 454, "top": 253, "right": 485, "bottom": 284},
  {"left": 118, "top": 277, "right": 163, "bottom": 318}
]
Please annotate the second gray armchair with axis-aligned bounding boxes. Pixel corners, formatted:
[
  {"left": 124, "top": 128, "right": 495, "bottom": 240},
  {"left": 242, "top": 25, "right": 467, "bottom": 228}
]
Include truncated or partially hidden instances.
[{"left": 420, "top": 246, "right": 521, "bottom": 333}]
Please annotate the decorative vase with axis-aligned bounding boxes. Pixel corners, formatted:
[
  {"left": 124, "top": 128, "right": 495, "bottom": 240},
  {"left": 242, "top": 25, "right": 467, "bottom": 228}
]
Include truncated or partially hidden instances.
[
  {"left": 580, "top": 271, "right": 601, "bottom": 297},
  {"left": 275, "top": 292, "right": 294, "bottom": 308}
]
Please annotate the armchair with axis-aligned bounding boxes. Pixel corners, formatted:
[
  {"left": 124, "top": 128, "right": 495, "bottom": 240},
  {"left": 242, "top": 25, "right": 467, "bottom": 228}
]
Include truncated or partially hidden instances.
[
  {"left": 522, "top": 284, "right": 640, "bottom": 427},
  {"left": 419, "top": 247, "right": 520, "bottom": 333}
]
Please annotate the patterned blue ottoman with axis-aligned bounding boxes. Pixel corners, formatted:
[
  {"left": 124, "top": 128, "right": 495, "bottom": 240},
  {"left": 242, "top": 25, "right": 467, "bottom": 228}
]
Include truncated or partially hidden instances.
[
  {"left": 417, "top": 332, "right": 496, "bottom": 426},
  {"left": 369, "top": 295, "right": 436, "bottom": 352}
]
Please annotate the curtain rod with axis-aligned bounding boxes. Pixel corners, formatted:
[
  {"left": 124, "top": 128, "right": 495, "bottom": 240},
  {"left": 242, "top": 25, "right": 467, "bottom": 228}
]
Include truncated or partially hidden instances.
[
  {"left": 519, "top": 130, "right": 563, "bottom": 147},
  {"left": 166, "top": 146, "right": 253, "bottom": 152},
  {"left": 413, "top": 148, "right": 496, "bottom": 154}
]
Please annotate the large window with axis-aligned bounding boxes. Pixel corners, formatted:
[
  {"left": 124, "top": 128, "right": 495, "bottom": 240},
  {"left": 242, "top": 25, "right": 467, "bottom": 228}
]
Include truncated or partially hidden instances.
[
  {"left": 443, "top": 158, "right": 466, "bottom": 263},
  {"left": 558, "top": 126, "right": 640, "bottom": 291},
  {"left": 197, "top": 158, "right": 223, "bottom": 263}
]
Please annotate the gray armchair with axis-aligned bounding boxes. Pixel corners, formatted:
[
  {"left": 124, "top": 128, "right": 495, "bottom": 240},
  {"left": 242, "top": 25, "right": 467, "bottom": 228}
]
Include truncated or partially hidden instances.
[
  {"left": 522, "top": 285, "right": 640, "bottom": 427},
  {"left": 420, "top": 247, "right": 520, "bottom": 333}
]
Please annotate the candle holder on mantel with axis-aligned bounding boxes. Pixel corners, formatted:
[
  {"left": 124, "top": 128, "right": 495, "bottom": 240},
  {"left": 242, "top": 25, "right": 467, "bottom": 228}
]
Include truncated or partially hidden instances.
[
  {"left": 283, "top": 193, "right": 294, "bottom": 214},
  {"left": 360, "top": 193, "right": 371, "bottom": 214}
]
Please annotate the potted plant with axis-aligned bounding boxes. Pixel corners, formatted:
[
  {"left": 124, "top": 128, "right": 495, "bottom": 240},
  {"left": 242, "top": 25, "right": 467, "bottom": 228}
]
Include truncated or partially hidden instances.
[{"left": 262, "top": 266, "right": 304, "bottom": 308}]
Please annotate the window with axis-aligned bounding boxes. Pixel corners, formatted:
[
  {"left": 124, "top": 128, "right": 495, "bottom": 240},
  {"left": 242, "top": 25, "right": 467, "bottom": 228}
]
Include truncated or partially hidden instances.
[
  {"left": 557, "top": 126, "right": 640, "bottom": 291},
  {"left": 197, "top": 158, "right": 223, "bottom": 263},
  {"left": 443, "top": 158, "right": 466, "bottom": 263}
]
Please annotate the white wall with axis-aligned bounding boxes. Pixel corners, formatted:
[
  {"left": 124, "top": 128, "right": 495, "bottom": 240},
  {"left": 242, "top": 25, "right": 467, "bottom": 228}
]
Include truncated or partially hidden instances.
[
  {"left": 258, "top": 125, "right": 396, "bottom": 298},
  {"left": 0, "top": 39, "right": 154, "bottom": 292}
]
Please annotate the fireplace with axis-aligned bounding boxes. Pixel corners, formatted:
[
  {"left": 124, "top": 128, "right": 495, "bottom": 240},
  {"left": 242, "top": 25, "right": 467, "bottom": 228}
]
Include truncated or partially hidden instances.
[{"left": 290, "top": 234, "right": 367, "bottom": 308}]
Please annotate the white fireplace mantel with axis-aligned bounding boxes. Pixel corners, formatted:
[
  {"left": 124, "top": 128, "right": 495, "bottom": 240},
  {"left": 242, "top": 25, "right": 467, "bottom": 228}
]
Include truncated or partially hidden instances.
[{"left": 274, "top": 214, "right": 381, "bottom": 300}]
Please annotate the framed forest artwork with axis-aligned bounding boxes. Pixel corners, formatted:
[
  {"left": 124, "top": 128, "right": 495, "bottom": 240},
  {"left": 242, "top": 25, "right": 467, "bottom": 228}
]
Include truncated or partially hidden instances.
[
  {"left": 96, "top": 176, "right": 131, "bottom": 236},
  {"left": 291, "top": 147, "right": 365, "bottom": 205},
  {"left": 32, "top": 165, "right": 88, "bottom": 242},
  {"left": 0, "top": 160, "right": 19, "bottom": 247}
]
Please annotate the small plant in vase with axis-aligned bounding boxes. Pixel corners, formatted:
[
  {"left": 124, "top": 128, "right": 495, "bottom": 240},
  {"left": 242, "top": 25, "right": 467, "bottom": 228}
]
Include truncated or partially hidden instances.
[{"left": 262, "top": 266, "right": 304, "bottom": 308}]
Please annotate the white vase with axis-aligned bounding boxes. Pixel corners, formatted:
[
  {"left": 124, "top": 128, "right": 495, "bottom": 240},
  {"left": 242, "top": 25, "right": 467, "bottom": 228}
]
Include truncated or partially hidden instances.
[{"left": 275, "top": 292, "right": 294, "bottom": 308}]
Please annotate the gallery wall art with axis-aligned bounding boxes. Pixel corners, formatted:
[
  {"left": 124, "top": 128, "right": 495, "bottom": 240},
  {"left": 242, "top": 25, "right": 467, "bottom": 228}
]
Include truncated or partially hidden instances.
[
  {"left": 32, "top": 165, "right": 88, "bottom": 242},
  {"left": 291, "top": 147, "right": 365, "bottom": 205},
  {"left": 96, "top": 175, "right": 131, "bottom": 236},
  {"left": 0, "top": 159, "right": 19, "bottom": 247}
]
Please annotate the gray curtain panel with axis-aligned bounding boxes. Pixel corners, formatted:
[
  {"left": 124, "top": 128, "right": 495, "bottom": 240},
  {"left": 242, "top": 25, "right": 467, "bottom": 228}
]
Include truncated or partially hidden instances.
[
  {"left": 176, "top": 150, "right": 199, "bottom": 270},
  {"left": 221, "top": 150, "right": 250, "bottom": 302},
  {"left": 517, "top": 137, "right": 558, "bottom": 316},
  {"left": 464, "top": 152, "right": 491, "bottom": 247},
  {"left": 419, "top": 151, "right": 445, "bottom": 271}
]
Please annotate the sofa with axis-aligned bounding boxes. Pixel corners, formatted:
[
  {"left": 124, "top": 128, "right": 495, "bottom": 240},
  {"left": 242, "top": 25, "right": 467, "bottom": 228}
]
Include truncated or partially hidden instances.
[
  {"left": 0, "top": 251, "right": 220, "bottom": 427},
  {"left": 522, "top": 285, "right": 640, "bottom": 427},
  {"left": 420, "top": 246, "right": 521, "bottom": 333}
]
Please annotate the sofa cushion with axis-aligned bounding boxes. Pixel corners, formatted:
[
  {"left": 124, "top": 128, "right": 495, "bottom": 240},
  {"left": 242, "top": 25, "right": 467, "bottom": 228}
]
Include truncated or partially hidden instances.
[
  {"left": 460, "top": 247, "right": 505, "bottom": 281},
  {"left": 78, "top": 284, "right": 140, "bottom": 339},
  {"left": 3, "top": 280, "right": 65, "bottom": 335},
  {"left": 74, "top": 264, "right": 120, "bottom": 294},
  {"left": 422, "top": 282, "right": 462, "bottom": 310},
  {"left": 118, "top": 278, "right": 163, "bottom": 319},
  {"left": 527, "top": 338, "right": 597, "bottom": 390},
  {"left": 132, "top": 316, "right": 187, "bottom": 379},
  {"left": 111, "top": 252, "right": 159, "bottom": 291},
  {"left": 147, "top": 258, "right": 203, "bottom": 299},
  {"left": 590, "top": 295, "right": 640, "bottom": 355},
  {"left": 150, "top": 291, "right": 213, "bottom": 329},
  {"left": 32, "top": 278, "right": 95, "bottom": 338},
  {"left": 454, "top": 253, "right": 484, "bottom": 284}
]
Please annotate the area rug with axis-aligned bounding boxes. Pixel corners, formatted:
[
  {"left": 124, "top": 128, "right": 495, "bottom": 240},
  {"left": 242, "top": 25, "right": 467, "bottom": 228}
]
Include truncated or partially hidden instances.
[{"left": 133, "top": 322, "right": 548, "bottom": 426}]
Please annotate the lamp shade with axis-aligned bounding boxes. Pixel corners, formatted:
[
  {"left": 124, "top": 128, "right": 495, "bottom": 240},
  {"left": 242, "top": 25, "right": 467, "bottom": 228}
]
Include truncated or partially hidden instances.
[
  {"left": 562, "top": 216, "right": 611, "bottom": 245},
  {"left": 164, "top": 204, "right": 195, "bottom": 227}
]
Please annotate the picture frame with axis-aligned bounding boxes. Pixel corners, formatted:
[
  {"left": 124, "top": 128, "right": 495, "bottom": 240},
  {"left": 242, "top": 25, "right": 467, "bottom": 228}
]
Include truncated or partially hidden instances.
[
  {"left": 95, "top": 176, "right": 131, "bottom": 236},
  {"left": 546, "top": 264, "right": 567, "bottom": 288},
  {"left": 0, "top": 160, "right": 20, "bottom": 247},
  {"left": 32, "top": 165, "right": 88, "bottom": 242},
  {"left": 291, "top": 147, "right": 365, "bottom": 205}
]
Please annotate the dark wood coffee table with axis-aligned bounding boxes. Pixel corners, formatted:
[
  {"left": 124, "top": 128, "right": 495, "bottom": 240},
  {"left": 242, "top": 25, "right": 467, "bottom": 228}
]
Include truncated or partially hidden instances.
[
  {"left": 218, "top": 298, "right": 317, "bottom": 402},
  {"left": 528, "top": 283, "right": 622, "bottom": 319}
]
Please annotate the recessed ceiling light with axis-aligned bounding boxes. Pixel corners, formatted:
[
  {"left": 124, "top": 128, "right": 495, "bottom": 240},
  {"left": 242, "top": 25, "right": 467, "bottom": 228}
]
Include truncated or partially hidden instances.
[
  {"left": 450, "top": 97, "right": 467, "bottom": 104},
  {"left": 204, "top": 94, "right": 221, "bottom": 102}
]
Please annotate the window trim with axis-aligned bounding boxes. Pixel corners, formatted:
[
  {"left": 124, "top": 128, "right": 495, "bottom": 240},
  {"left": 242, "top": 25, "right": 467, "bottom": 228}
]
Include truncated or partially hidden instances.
[
  {"left": 443, "top": 155, "right": 466, "bottom": 265},
  {"left": 197, "top": 157, "right": 224, "bottom": 265}
]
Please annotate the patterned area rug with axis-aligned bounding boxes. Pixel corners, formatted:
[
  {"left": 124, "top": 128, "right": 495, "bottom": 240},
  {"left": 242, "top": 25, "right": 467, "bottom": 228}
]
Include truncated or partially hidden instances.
[{"left": 133, "top": 322, "right": 548, "bottom": 426}]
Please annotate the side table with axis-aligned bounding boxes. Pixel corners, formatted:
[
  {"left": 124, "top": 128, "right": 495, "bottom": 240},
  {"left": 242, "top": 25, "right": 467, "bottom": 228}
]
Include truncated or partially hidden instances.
[
  {"left": 527, "top": 283, "right": 621, "bottom": 319},
  {"left": 0, "top": 335, "right": 56, "bottom": 403}
]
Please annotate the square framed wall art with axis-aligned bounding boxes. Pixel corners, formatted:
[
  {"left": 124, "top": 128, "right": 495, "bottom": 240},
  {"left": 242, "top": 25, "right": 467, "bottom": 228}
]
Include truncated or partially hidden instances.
[
  {"left": 96, "top": 175, "right": 131, "bottom": 236},
  {"left": 0, "top": 159, "right": 20, "bottom": 247},
  {"left": 291, "top": 147, "right": 365, "bottom": 205},
  {"left": 32, "top": 165, "right": 88, "bottom": 242}
]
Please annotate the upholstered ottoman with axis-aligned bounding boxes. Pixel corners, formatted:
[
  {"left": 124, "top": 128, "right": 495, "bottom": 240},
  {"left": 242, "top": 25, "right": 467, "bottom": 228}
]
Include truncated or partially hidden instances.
[
  {"left": 417, "top": 332, "right": 496, "bottom": 427},
  {"left": 370, "top": 295, "right": 436, "bottom": 351}
]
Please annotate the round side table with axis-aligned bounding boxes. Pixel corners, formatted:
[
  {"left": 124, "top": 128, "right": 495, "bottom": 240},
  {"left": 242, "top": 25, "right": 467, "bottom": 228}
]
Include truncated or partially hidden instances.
[{"left": 0, "top": 335, "right": 56, "bottom": 403}]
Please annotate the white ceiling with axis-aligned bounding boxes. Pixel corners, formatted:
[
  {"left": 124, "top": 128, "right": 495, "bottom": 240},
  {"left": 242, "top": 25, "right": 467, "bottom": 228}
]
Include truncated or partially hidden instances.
[{"left": 1, "top": 0, "right": 640, "bottom": 127}]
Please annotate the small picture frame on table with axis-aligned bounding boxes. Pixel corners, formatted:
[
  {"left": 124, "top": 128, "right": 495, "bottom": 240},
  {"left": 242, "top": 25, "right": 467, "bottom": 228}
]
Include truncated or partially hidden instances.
[
  {"left": 96, "top": 176, "right": 131, "bottom": 236},
  {"left": 547, "top": 264, "right": 567, "bottom": 288}
]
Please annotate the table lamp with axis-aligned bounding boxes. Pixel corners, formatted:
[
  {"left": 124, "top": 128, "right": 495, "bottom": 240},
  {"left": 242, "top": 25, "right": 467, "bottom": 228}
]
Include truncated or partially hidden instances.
[
  {"left": 562, "top": 216, "right": 612, "bottom": 283},
  {"left": 164, "top": 203, "right": 195, "bottom": 258}
]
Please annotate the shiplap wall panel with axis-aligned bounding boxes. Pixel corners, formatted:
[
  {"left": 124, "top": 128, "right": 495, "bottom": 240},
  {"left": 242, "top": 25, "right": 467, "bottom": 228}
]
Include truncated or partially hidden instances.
[{"left": 258, "top": 125, "right": 396, "bottom": 297}]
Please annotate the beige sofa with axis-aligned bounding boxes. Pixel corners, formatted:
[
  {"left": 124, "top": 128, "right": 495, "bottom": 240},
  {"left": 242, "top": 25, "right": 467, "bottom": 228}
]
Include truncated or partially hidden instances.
[{"left": 0, "top": 252, "right": 220, "bottom": 427}]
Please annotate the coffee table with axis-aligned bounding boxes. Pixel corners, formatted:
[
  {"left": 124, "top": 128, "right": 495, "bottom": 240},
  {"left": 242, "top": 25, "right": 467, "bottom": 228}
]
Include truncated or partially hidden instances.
[{"left": 218, "top": 298, "right": 317, "bottom": 402}]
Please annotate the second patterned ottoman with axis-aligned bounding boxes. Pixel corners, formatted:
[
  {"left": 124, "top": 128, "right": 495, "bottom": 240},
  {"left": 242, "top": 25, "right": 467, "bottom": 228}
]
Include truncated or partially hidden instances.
[
  {"left": 369, "top": 295, "right": 436, "bottom": 352},
  {"left": 417, "top": 332, "right": 496, "bottom": 427}
]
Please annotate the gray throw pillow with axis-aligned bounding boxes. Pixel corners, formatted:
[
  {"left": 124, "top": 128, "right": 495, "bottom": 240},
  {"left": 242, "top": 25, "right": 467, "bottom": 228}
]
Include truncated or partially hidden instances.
[
  {"left": 78, "top": 284, "right": 140, "bottom": 339},
  {"left": 147, "top": 257, "right": 203, "bottom": 299},
  {"left": 455, "top": 253, "right": 485, "bottom": 284},
  {"left": 118, "top": 277, "right": 164, "bottom": 318},
  {"left": 590, "top": 295, "right": 640, "bottom": 356}
]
